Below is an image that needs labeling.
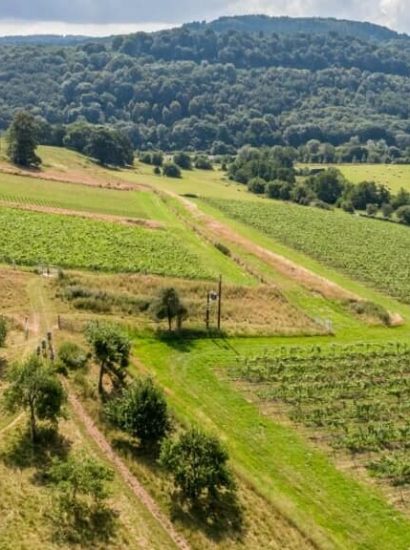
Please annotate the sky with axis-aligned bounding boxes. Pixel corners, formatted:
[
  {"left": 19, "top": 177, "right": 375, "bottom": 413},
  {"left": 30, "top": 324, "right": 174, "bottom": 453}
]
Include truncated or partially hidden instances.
[{"left": 0, "top": 0, "right": 409, "bottom": 36}]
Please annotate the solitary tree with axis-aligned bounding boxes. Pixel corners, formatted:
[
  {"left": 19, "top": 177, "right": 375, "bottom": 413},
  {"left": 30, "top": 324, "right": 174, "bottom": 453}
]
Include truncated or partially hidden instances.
[
  {"left": 159, "top": 428, "right": 235, "bottom": 503},
  {"left": 105, "top": 376, "right": 170, "bottom": 447},
  {"left": 4, "top": 355, "right": 66, "bottom": 442},
  {"left": 7, "top": 111, "right": 41, "bottom": 167},
  {"left": 150, "top": 288, "right": 187, "bottom": 331},
  {"left": 86, "top": 322, "right": 131, "bottom": 394}
]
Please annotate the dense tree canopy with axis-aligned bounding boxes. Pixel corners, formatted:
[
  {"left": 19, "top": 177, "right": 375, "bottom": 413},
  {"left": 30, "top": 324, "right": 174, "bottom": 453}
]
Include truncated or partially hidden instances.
[{"left": 2, "top": 20, "right": 410, "bottom": 153}]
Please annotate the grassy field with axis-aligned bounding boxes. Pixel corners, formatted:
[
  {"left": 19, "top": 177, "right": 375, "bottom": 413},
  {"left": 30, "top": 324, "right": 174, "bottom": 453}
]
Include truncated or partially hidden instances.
[
  {"left": 304, "top": 163, "right": 410, "bottom": 193},
  {"left": 134, "top": 336, "right": 410, "bottom": 550},
  {"left": 0, "top": 172, "right": 170, "bottom": 221},
  {"left": 205, "top": 197, "right": 410, "bottom": 304}
]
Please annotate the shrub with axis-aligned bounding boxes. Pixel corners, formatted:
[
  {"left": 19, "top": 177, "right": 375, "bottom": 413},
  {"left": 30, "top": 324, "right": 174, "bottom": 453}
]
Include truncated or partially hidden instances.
[
  {"left": 396, "top": 205, "right": 410, "bottom": 225},
  {"left": 173, "top": 152, "right": 192, "bottom": 170},
  {"left": 341, "top": 200, "right": 355, "bottom": 213},
  {"left": 194, "top": 155, "right": 213, "bottom": 170},
  {"left": 105, "top": 377, "right": 170, "bottom": 446},
  {"left": 366, "top": 203, "right": 379, "bottom": 216},
  {"left": 163, "top": 162, "right": 182, "bottom": 178},
  {"left": 153, "top": 166, "right": 161, "bottom": 175},
  {"left": 151, "top": 152, "right": 163, "bottom": 166},
  {"left": 58, "top": 342, "right": 89, "bottom": 371},
  {"left": 247, "top": 177, "right": 266, "bottom": 195},
  {"left": 382, "top": 203, "right": 394, "bottom": 219}
]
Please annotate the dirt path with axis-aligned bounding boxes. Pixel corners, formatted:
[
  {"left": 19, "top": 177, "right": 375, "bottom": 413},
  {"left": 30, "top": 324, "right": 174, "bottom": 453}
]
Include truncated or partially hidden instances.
[
  {"left": 0, "top": 164, "right": 140, "bottom": 191},
  {"left": 175, "top": 193, "right": 358, "bottom": 301},
  {"left": 67, "top": 390, "right": 190, "bottom": 550},
  {"left": 0, "top": 201, "right": 164, "bottom": 229}
]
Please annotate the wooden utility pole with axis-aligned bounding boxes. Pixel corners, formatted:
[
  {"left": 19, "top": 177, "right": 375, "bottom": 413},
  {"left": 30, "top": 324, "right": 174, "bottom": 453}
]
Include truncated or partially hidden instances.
[
  {"left": 217, "top": 275, "right": 222, "bottom": 331},
  {"left": 205, "top": 292, "right": 210, "bottom": 330}
]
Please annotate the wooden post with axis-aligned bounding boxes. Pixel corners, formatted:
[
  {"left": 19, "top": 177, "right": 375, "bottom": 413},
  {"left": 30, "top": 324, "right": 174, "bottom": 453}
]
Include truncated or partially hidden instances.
[
  {"left": 205, "top": 292, "right": 210, "bottom": 330},
  {"left": 217, "top": 275, "right": 222, "bottom": 331}
]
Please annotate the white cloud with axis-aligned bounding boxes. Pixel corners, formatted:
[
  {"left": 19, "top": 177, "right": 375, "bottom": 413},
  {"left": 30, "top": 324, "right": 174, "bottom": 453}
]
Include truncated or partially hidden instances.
[
  {"left": 0, "top": 19, "right": 173, "bottom": 37},
  {"left": 0, "top": 0, "right": 410, "bottom": 34}
]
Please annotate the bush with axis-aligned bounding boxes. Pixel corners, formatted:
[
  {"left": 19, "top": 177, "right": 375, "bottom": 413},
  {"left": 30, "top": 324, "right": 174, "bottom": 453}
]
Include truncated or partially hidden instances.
[
  {"left": 139, "top": 152, "right": 152, "bottom": 165},
  {"left": 247, "top": 177, "right": 266, "bottom": 195},
  {"left": 151, "top": 152, "right": 163, "bottom": 166},
  {"left": 105, "top": 377, "right": 170, "bottom": 447},
  {"left": 194, "top": 155, "right": 213, "bottom": 170},
  {"left": 381, "top": 203, "right": 394, "bottom": 219},
  {"left": 0, "top": 316, "right": 7, "bottom": 347},
  {"left": 153, "top": 166, "right": 161, "bottom": 175},
  {"left": 366, "top": 203, "right": 379, "bottom": 216},
  {"left": 341, "top": 200, "right": 355, "bottom": 213},
  {"left": 163, "top": 162, "right": 182, "bottom": 178},
  {"left": 58, "top": 342, "right": 89, "bottom": 371},
  {"left": 159, "top": 428, "right": 235, "bottom": 502},
  {"left": 396, "top": 205, "right": 410, "bottom": 225},
  {"left": 173, "top": 152, "right": 192, "bottom": 170}
]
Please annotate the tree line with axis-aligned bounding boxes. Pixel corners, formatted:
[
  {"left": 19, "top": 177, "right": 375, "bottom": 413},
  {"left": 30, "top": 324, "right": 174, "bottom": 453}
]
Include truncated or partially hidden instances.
[{"left": 229, "top": 146, "right": 410, "bottom": 224}]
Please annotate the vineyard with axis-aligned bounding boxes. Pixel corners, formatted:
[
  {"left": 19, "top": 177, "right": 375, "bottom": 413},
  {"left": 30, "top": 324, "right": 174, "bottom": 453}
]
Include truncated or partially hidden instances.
[
  {"left": 229, "top": 342, "right": 410, "bottom": 487},
  {"left": 205, "top": 198, "right": 410, "bottom": 303},
  {"left": 0, "top": 173, "right": 167, "bottom": 220},
  {"left": 0, "top": 207, "right": 212, "bottom": 278}
]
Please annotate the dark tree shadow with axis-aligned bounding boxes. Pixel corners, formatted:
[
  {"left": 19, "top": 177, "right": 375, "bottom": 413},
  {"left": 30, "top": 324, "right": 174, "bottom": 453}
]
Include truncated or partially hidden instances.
[
  {"left": 170, "top": 490, "right": 246, "bottom": 543},
  {"left": 156, "top": 328, "right": 228, "bottom": 353},
  {"left": 111, "top": 435, "right": 163, "bottom": 474},
  {"left": 0, "top": 356, "right": 7, "bottom": 379},
  {"left": 49, "top": 501, "right": 118, "bottom": 546},
  {"left": 1, "top": 425, "right": 71, "bottom": 476}
]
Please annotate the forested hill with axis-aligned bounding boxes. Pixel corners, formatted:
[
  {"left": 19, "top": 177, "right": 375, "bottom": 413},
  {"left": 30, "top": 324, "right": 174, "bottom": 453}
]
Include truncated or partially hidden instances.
[
  {"left": 2, "top": 15, "right": 410, "bottom": 152},
  {"left": 186, "top": 15, "right": 404, "bottom": 42}
]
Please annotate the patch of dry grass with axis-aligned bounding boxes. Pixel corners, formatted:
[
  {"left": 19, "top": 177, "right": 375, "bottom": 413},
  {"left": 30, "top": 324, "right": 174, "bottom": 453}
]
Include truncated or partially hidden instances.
[{"left": 54, "top": 271, "right": 324, "bottom": 336}]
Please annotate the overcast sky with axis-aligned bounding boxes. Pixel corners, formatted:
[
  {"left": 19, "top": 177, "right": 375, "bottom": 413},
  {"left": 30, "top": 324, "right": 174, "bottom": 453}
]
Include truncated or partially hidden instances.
[{"left": 0, "top": 0, "right": 409, "bottom": 36}]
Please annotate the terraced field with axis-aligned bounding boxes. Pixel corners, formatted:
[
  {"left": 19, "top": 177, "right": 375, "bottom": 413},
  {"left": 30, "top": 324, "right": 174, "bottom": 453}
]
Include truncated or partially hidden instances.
[{"left": 205, "top": 198, "right": 410, "bottom": 303}]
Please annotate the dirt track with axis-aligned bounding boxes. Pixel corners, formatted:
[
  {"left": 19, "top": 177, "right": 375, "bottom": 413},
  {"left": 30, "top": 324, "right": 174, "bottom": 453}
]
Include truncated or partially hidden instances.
[
  {"left": 176, "top": 194, "right": 358, "bottom": 301},
  {"left": 68, "top": 390, "right": 190, "bottom": 550}
]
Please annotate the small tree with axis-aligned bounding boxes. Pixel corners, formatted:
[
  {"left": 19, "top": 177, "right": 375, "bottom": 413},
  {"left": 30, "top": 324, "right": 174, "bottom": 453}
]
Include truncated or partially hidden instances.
[
  {"left": 381, "top": 203, "right": 394, "bottom": 219},
  {"left": 86, "top": 322, "right": 131, "bottom": 394},
  {"left": 105, "top": 377, "right": 170, "bottom": 447},
  {"left": 7, "top": 111, "right": 41, "bottom": 167},
  {"left": 160, "top": 428, "right": 235, "bottom": 503},
  {"left": 150, "top": 288, "right": 187, "bottom": 331},
  {"left": 396, "top": 205, "right": 410, "bottom": 225},
  {"left": 366, "top": 203, "right": 379, "bottom": 217},
  {"left": 48, "top": 453, "right": 114, "bottom": 536},
  {"left": 163, "top": 162, "right": 181, "bottom": 178},
  {"left": 0, "top": 316, "right": 7, "bottom": 347},
  {"left": 173, "top": 152, "right": 192, "bottom": 170},
  {"left": 4, "top": 355, "right": 66, "bottom": 442}
]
